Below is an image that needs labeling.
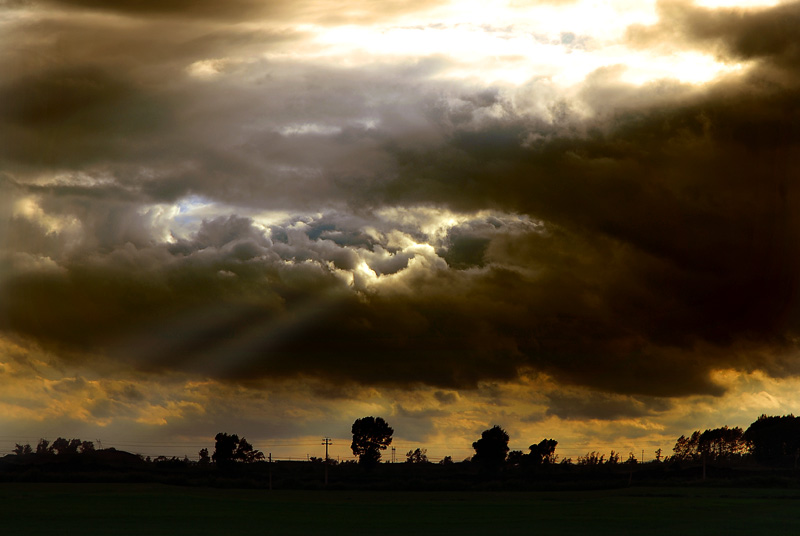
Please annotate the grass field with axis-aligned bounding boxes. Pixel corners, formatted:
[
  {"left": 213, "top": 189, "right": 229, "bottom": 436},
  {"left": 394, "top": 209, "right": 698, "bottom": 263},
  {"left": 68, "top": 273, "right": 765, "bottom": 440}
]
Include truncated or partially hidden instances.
[{"left": 1, "top": 483, "right": 799, "bottom": 535}]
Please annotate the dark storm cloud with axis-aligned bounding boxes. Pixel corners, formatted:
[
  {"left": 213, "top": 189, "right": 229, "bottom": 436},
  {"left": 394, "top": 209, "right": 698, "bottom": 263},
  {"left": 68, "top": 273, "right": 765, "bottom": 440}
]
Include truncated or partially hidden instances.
[
  {"left": 437, "top": 218, "right": 502, "bottom": 269},
  {"left": 40, "top": 0, "right": 448, "bottom": 24},
  {"left": 392, "top": 405, "right": 447, "bottom": 442},
  {"left": 0, "top": 209, "right": 554, "bottom": 390},
  {"left": 628, "top": 0, "right": 800, "bottom": 68},
  {"left": 1, "top": 67, "right": 130, "bottom": 127},
  {"left": 1, "top": 214, "right": 329, "bottom": 356},
  {"left": 371, "top": 78, "right": 800, "bottom": 391},
  {"left": 434, "top": 390, "right": 458, "bottom": 404},
  {"left": 0, "top": 66, "right": 170, "bottom": 171},
  {"left": 42, "top": 0, "right": 273, "bottom": 19},
  {"left": 0, "top": 7, "right": 456, "bottom": 209},
  {"left": 1, "top": 14, "right": 297, "bottom": 82},
  {"left": 0, "top": 13, "right": 304, "bottom": 176},
  {"left": 4, "top": 0, "right": 800, "bottom": 403},
  {"left": 343, "top": 3, "right": 800, "bottom": 394},
  {"left": 0, "top": 220, "right": 725, "bottom": 396},
  {"left": 545, "top": 391, "right": 672, "bottom": 421}
]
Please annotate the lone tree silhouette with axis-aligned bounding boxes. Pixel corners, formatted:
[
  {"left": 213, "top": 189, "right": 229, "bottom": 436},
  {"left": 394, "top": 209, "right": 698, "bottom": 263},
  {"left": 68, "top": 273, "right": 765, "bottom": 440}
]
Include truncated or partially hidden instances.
[
  {"left": 529, "top": 438, "right": 558, "bottom": 465},
  {"left": 351, "top": 416, "right": 393, "bottom": 466},
  {"left": 472, "top": 425, "right": 509, "bottom": 472},
  {"left": 212, "top": 433, "right": 264, "bottom": 467},
  {"left": 405, "top": 448, "right": 429, "bottom": 464}
]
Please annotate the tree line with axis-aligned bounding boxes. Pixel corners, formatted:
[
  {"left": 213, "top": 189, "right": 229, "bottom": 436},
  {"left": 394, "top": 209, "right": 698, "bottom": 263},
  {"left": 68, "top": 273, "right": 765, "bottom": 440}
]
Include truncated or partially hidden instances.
[
  {"left": 671, "top": 414, "right": 800, "bottom": 467},
  {"left": 13, "top": 437, "right": 96, "bottom": 457},
  {"left": 345, "top": 414, "right": 800, "bottom": 470},
  {"left": 8, "top": 413, "right": 800, "bottom": 487}
]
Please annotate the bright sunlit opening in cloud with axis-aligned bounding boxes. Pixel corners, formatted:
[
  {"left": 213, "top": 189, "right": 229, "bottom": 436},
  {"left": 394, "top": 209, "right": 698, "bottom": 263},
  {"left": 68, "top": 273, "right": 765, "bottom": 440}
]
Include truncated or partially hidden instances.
[
  {"left": 186, "top": 58, "right": 235, "bottom": 79},
  {"left": 12, "top": 196, "right": 81, "bottom": 237},
  {"left": 695, "top": 0, "right": 782, "bottom": 6},
  {"left": 279, "top": 123, "right": 342, "bottom": 136},
  {"left": 308, "top": 4, "right": 745, "bottom": 88},
  {"left": 618, "top": 51, "right": 746, "bottom": 85}
]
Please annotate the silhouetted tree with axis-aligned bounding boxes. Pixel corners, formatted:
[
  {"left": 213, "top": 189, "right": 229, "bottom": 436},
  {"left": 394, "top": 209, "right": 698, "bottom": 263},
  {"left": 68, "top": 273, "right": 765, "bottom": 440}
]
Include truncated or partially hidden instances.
[
  {"left": 50, "top": 437, "right": 81, "bottom": 456},
  {"left": 472, "top": 425, "right": 509, "bottom": 473},
  {"left": 351, "top": 416, "right": 393, "bottom": 466},
  {"left": 236, "top": 437, "right": 265, "bottom": 463},
  {"left": 528, "top": 439, "right": 558, "bottom": 465},
  {"left": 213, "top": 433, "right": 239, "bottom": 466},
  {"left": 13, "top": 444, "right": 32, "bottom": 456},
  {"left": 212, "top": 433, "right": 264, "bottom": 467},
  {"left": 50, "top": 437, "right": 69, "bottom": 455},
  {"left": 439, "top": 455, "right": 453, "bottom": 465},
  {"left": 745, "top": 414, "right": 800, "bottom": 466},
  {"left": 198, "top": 448, "right": 210, "bottom": 465},
  {"left": 577, "top": 452, "right": 605, "bottom": 466},
  {"left": 507, "top": 450, "right": 525, "bottom": 467},
  {"left": 672, "top": 431, "right": 701, "bottom": 461},
  {"left": 36, "top": 439, "right": 49, "bottom": 455},
  {"left": 79, "top": 441, "right": 95, "bottom": 453},
  {"left": 405, "top": 448, "right": 428, "bottom": 464}
]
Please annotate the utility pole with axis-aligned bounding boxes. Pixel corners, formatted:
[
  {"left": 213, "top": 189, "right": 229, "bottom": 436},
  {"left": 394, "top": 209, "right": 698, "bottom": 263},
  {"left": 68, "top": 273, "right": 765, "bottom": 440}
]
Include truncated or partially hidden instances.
[
  {"left": 322, "top": 437, "right": 332, "bottom": 486},
  {"left": 268, "top": 452, "right": 272, "bottom": 491}
]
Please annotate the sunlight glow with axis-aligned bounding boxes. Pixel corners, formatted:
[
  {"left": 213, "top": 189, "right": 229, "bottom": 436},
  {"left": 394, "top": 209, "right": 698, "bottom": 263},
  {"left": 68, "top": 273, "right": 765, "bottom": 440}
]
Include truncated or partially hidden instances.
[
  {"left": 616, "top": 51, "right": 745, "bottom": 85},
  {"left": 279, "top": 123, "right": 342, "bottom": 136},
  {"left": 695, "top": 0, "right": 781, "bottom": 6},
  {"left": 13, "top": 196, "right": 81, "bottom": 236},
  {"left": 306, "top": 6, "right": 743, "bottom": 88},
  {"left": 186, "top": 58, "right": 240, "bottom": 79}
]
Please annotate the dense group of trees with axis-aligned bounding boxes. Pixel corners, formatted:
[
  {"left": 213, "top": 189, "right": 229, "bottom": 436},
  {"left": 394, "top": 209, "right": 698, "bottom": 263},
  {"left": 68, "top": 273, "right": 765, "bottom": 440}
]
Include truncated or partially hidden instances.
[
  {"left": 672, "top": 427, "right": 748, "bottom": 462},
  {"left": 744, "top": 415, "right": 800, "bottom": 466},
  {"left": 13, "top": 438, "right": 95, "bottom": 457},
  {"left": 670, "top": 415, "right": 800, "bottom": 467},
  {"left": 472, "top": 425, "right": 510, "bottom": 473}
]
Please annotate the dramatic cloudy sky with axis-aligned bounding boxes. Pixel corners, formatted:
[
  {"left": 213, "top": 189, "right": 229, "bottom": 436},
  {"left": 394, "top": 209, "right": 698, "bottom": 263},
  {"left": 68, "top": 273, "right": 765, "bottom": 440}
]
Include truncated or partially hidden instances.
[{"left": 2, "top": 0, "right": 800, "bottom": 461}]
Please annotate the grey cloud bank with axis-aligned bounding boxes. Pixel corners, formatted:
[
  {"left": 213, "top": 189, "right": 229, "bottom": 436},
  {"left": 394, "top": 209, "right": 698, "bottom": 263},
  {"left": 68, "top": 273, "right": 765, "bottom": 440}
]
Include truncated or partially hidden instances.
[{"left": 2, "top": 0, "right": 800, "bottom": 413}]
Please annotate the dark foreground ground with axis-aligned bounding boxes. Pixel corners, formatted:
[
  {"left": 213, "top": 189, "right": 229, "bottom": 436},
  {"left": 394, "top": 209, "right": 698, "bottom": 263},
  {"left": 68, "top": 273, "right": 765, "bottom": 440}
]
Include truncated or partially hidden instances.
[{"left": 1, "top": 483, "right": 799, "bottom": 535}]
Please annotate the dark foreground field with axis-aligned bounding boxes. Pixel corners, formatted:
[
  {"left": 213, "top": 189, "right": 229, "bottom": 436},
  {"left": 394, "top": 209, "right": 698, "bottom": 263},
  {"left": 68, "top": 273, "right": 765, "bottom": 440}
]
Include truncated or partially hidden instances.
[{"left": 1, "top": 483, "right": 799, "bottom": 535}]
